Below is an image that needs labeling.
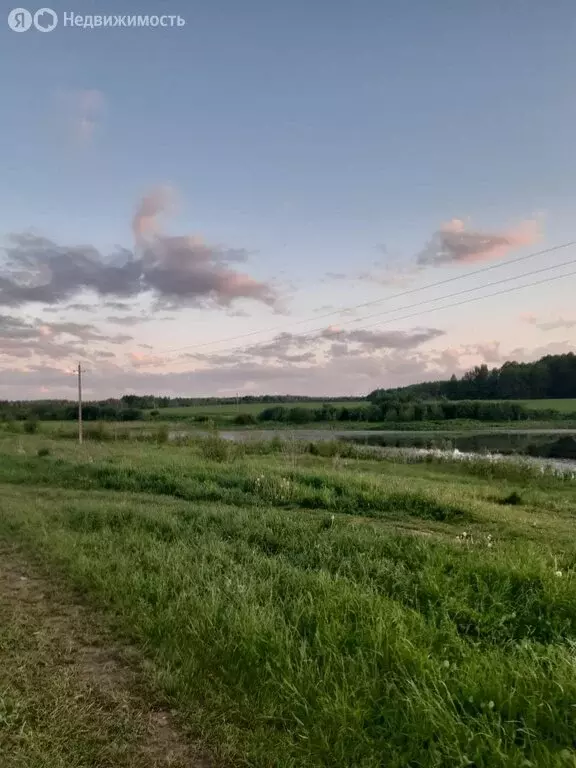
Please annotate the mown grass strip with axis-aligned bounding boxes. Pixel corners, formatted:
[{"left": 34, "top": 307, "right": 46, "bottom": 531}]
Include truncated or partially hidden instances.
[{"left": 1, "top": 481, "right": 576, "bottom": 767}]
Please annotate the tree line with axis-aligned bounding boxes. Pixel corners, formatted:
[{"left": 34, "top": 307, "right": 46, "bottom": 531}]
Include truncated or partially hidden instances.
[
  {"left": 1, "top": 353, "right": 574, "bottom": 425},
  {"left": 256, "top": 399, "right": 574, "bottom": 425},
  {"left": 368, "top": 353, "right": 576, "bottom": 402},
  {"left": 0, "top": 399, "right": 144, "bottom": 423},
  {"left": 118, "top": 394, "right": 360, "bottom": 408},
  {"left": 0, "top": 393, "right": 361, "bottom": 422}
]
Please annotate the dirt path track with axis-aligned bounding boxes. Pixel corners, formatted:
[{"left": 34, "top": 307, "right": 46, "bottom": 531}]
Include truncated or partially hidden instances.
[{"left": 0, "top": 541, "right": 212, "bottom": 768}]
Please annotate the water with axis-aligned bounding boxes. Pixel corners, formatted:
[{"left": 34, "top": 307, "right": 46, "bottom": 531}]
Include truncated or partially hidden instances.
[
  {"left": 167, "top": 427, "right": 576, "bottom": 473},
  {"left": 341, "top": 430, "right": 576, "bottom": 458},
  {"left": 171, "top": 427, "right": 576, "bottom": 445}
]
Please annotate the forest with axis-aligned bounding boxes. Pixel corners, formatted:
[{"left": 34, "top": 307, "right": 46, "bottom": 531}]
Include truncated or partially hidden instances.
[{"left": 368, "top": 353, "right": 576, "bottom": 402}]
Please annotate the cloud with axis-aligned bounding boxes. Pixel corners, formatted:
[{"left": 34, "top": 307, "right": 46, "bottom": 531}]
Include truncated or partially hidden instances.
[
  {"left": 128, "top": 351, "right": 170, "bottom": 369},
  {"left": 45, "top": 321, "right": 132, "bottom": 344},
  {"left": 132, "top": 185, "right": 175, "bottom": 243},
  {"left": 322, "top": 216, "right": 539, "bottom": 289},
  {"left": 140, "top": 234, "right": 275, "bottom": 308},
  {"left": 104, "top": 301, "right": 133, "bottom": 311},
  {"left": 323, "top": 262, "right": 417, "bottom": 288},
  {"left": 0, "top": 191, "right": 278, "bottom": 310},
  {"left": 105, "top": 315, "right": 141, "bottom": 326},
  {"left": 506, "top": 341, "right": 576, "bottom": 364},
  {"left": 318, "top": 326, "right": 444, "bottom": 350},
  {"left": 3, "top": 338, "right": 576, "bottom": 399},
  {"left": 190, "top": 331, "right": 315, "bottom": 366},
  {"left": 189, "top": 325, "right": 444, "bottom": 371},
  {"left": 417, "top": 218, "right": 539, "bottom": 266},
  {"left": 66, "top": 303, "right": 96, "bottom": 312},
  {"left": 469, "top": 341, "right": 503, "bottom": 364},
  {"left": 0, "top": 314, "right": 131, "bottom": 363},
  {"left": 105, "top": 314, "right": 172, "bottom": 326},
  {"left": 520, "top": 313, "right": 576, "bottom": 331}
]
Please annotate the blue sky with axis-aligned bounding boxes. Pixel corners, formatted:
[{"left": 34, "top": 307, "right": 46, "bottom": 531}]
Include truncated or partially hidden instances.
[{"left": 1, "top": 1, "right": 575, "bottom": 398}]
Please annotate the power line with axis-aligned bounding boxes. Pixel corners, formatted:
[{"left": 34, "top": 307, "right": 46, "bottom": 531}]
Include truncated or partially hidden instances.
[
  {"left": 311, "top": 255, "right": 576, "bottom": 331},
  {"left": 158, "top": 240, "right": 576, "bottom": 356},
  {"left": 346, "top": 267, "right": 576, "bottom": 334},
  {"left": 161, "top": 266, "right": 576, "bottom": 371},
  {"left": 161, "top": 259, "right": 576, "bottom": 367}
]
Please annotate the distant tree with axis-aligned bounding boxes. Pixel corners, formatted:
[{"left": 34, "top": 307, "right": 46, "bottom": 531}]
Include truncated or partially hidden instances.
[
  {"left": 233, "top": 413, "right": 257, "bottom": 425},
  {"left": 119, "top": 408, "right": 143, "bottom": 421},
  {"left": 366, "top": 352, "right": 576, "bottom": 402},
  {"left": 286, "top": 407, "right": 311, "bottom": 424}
]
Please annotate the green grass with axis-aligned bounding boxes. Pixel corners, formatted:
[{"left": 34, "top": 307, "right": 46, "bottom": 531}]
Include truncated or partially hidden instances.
[
  {"left": 156, "top": 399, "right": 576, "bottom": 417},
  {"left": 447, "top": 399, "right": 576, "bottom": 414},
  {"left": 511, "top": 399, "right": 576, "bottom": 413},
  {"left": 0, "top": 433, "right": 576, "bottom": 766},
  {"left": 149, "top": 400, "right": 367, "bottom": 419},
  {"left": 0, "top": 542, "right": 201, "bottom": 767}
]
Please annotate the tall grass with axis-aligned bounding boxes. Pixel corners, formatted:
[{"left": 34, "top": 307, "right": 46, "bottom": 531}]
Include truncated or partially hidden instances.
[
  {"left": 1, "top": 435, "right": 576, "bottom": 765},
  {"left": 1, "top": 482, "right": 576, "bottom": 766}
]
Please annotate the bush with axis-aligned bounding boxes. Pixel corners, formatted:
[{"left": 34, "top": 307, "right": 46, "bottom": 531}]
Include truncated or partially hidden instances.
[
  {"left": 198, "top": 433, "right": 230, "bottom": 462},
  {"left": 37, "top": 447, "right": 50, "bottom": 457},
  {"left": 233, "top": 413, "right": 257, "bottom": 426},
  {"left": 259, "top": 406, "right": 289, "bottom": 422},
  {"left": 119, "top": 408, "right": 143, "bottom": 422},
  {"left": 286, "top": 407, "right": 311, "bottom": 424},
  {"left": 155, "top": 425, "right": 170, "bottom": 444},
  {"left": 23, "top": 418, "right": 39, "bottom": 434}
]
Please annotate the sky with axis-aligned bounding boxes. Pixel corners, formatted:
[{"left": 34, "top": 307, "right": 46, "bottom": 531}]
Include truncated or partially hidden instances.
[{"left": 0, "top": 0, "right": 575, "bottom": 399}]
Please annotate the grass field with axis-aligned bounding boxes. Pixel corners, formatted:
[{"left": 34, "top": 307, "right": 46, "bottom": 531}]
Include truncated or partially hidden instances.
[
  {"left": 147, "top": 399, "right": 576, "bottom": 428},
  {"left": 511, "top": 399, "right": 576, "bottom": 412},
  {"left": 154, "top": 399, "right": 576, "bottom": 419},
  {"left": 0, "top": 432, "right": 575, "bottom": 766},
  {"left": 147, "top": 400, "right": 366, "bottom": 419}
]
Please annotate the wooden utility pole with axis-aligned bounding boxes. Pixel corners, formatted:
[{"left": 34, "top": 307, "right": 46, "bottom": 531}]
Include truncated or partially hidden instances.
[{"left": 77, "top": 362, "right": 83, "bottom": 444}]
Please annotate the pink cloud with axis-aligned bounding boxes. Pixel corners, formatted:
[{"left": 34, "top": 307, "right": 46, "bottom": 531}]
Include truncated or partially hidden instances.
[
  {"left": 520, "top": 313, "right": 576, "bottom": 331},
  {"left": 132, "top": 185, "right": 176, "bottom": 243},
  {"left": 419, "top": 218, "right": 540, "bottom": 266},
  {"left": 128, "top": 351, "right": 169, "bottom": 369}
]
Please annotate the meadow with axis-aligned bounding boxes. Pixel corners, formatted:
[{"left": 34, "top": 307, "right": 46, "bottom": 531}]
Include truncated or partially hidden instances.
[
  {"left": 154, "top": 400, "right": 366, "bottom": 416},
  {"left": 150, "top": 398, "right": 576, "bottom": 421},
  {"left": 511, "top": 399, "right": 576, "bottom": 413},
  {"left": 0, "top": 430, "right": 576, "bottom": 766}
]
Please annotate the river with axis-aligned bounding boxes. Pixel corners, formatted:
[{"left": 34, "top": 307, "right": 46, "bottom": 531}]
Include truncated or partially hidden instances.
[{"left": 166, "top": 427, "right": 576, "bottom": 474}]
